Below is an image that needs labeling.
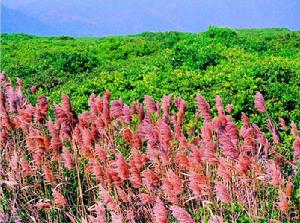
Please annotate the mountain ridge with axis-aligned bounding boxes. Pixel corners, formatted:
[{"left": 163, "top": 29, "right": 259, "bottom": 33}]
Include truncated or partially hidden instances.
[{"left": 2, "top": 0, "right": 300, "bottom": 36}]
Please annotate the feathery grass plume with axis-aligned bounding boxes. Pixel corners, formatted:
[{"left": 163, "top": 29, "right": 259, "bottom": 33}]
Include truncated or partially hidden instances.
[
  {"left": 214, "top": 181, "right": 232, "bottom": 203},
  {"left": 142, "top": 168, "right": 160, "bottom": 190},
  {"left": 99, "top": 185, "right": 118, "bottom": 211},
  {"left": 103, "top": 90, "right": 111, "bottom": 126},
  {"left": 0, "top": 71, "right": 6, "bottom": 82},
  {"left": 10, "top": 150, "right": 19, "bottom": 174},
  {"left": 285, "top": 177, "right": 293, "bottom": 199},
  {"left": 0, "top": 212, "right": 8, "bottom": 223},
  {"left": 225, "top": 121, "right": 238, "bottom": 146},
  {"left": 170, "top": 205, "right": 194, "bottom": 223},
  {"left": 111, "top": 99, "right": 124, "bottom": 119},
  {"left": 266, "top": 160, "right": 283, "bottom": 187},
  {"left": 111, "top": 212, "right": 123, "bottom": 223},
  {"left": 122, "top": 104, "right": 132, "bottom": 125},
  {"left": 90, "top": 202, "right": 107, "bottom": 223},
  {"left": 141, "top": 121, "right": 159, "bottom": 147},
  {"left": 271, "top": 127, "right": 281, "bottom": 146},
  {"left": 279, "top": 118, "right": 286, "bottom": 130},
  {"left": 293, "top": 137, "right": 300, "bottom": 162},
  {"left": 116, "top": 186, "right": 130, "bottom": 202},
  {"left": 0, "top": 128, "right": 8, "bottom": 147},
  {"left": 159, "top": 120, "right": 172, "bottom": 151},
  {"left": 237, "top": 153, "right": 252, "bottom": 174},
  {"left": 146, "top": 144, "right": 161, "bottom": 173},
  {"left": 216, "top": 161, "right": 231, "bottom": 182},
  {"left": 18, "top": 105, "right": 34, "bottom": 123},
  {"left": 81, "top": 128, "right": 93, "bottom": 157},
  {"left": 254, "top": 92, "right": 266, "bottom": 113},
  {"left": 189, "top": 171, "right": 208, "bottom": 197},
  {"left": 176, "top": 98, "right": 187, "bottom": 125},
  {"left": 167, "top": 170, "right": 183, "bottom": 194},
  {"left": 30, "top": 85, "right": 37, "bottom": 94},
  {"left": 253, "top": 124, "right": 270, "bottom": 155},
  {"left": 35, "top": 201, "right": 51, "bottom": 209},
  {"left": 132, "top": 133, "right": 142, "bottom": 149},
  {"left": 226, "top": 104, "right": 233, "bottom": 113},
  {"left": 61, "top": 93, "right": 71, "bottom": 113},
  {"left": 201, "top": 122, "right": 213, "bottom": 141},
  {"left": 240, "top": 127, "right": 255, "bottom": 153},
  {"left": 107, "top": 167, "right": 122, "bottom": 185},
  {"left": 153, "top": 197, "right": 169, "bottom": 223},
  {"left": 162, "top": 170, "right": 183, "bottom": 204},
  {"left": 215, "top": 95, "right": 225, "bottom": 116},
  {"left": 201, "top": 141, "right": 217, "bottom": 163},
  {"left": 78, "top": 111, "right": 96, "bottom": 127},
  {"left": 126, "top": 209, "right": 135, "bottom": 222},
  {"left": 175, "top": 151, "right": 190, "bottom": 169},
  {"left": 162, "top": 95, "right": 172, "bottom": 123},
  {"left": 61, "top": 146, "right": 74, "bottom": 170},
  {"left": 5, "top": 83, "right": 18, "bottom": 112},
  {"left": 130, "top": 149, "right": 148, "bottom": 170},
  {"left": 88, "top": 93, "right": 98, "bottom": 116},
  {"left": 129, "top": 166, "right": 143, "bottom": 188},
  {"left": 131, "top": 101, "right": 137, "bottom": 115},
  {"left": 95, "top": 144, "right": 108, "bottom": 164},
  {"left": 189, "top": 145, "right": 203, "bottom": 170},
  {"left": 42, "top": 164, "right": 54, "bottom": 183},
  {"left": 144, "top": 95, "right": 157, "bottom": 113},
  {"left": 35, "top": 96, "right": 48, "bottom": 122},
  {"left": 278, "top": 189, "right": 289, "bottom": 212},
  {"left": 137, "top": 102, "right": 144, "bottom": 121},
  {"left": 123, "top": 127, "right": 132, "bottom": 144},
  {"left": 212, "top": 115, "right": 227, "bottom": 132},
  {"left": 156, "top": 102, "right": 161, "bottom": 117},
  {"left": 20, "top": 157, "right": 34, "bottom": 177},
  {"left": 196, "top": 94, "right": 211, "bottom": 121},
  {"left": 241, "top": 113, "right": 250, "bottom": 128},
  {"left": 16, "top": 78, "right": 24, "bottom": 105},
  {"left": 218, "top": 131, "right": 239, "bottom": 159},
  {"left": 95, "top": 96, "right": 103, "bottom": 115},
  {"left": 52, "top": 189, "right": 67, "bottom": 206},
  {"left": 91, "top": 159, "right": 105, "bottom": 182},
  {"left": 115, "top": 153, "right": 129, "bottom": 181},
  {"left": 138, "top": 193, "right": 156, "bottom": 205},
  {"left": 291, "top": 122, "right": 298, "bottom": 137}
]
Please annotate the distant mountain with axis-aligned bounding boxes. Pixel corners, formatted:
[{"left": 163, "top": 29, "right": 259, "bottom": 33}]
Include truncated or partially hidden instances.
[
  {"left": 1, "top": 5, "right": 57, "bottom": 35},
  {"left": 1, "top": 0, "right": 300, "bottom": 36}
]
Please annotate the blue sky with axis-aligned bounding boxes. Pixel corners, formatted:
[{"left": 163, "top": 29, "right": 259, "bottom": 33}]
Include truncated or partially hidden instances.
[{"left": 2, "top": 0, "right": 300, "bottom": 36}]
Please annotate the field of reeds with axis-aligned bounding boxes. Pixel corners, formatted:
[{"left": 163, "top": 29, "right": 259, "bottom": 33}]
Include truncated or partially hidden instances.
[{"left": 0, "top": 71, "right": 299, "bottom": 222}]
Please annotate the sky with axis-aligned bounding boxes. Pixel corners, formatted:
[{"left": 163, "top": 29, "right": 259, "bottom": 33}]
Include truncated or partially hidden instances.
[{"left": 2, "top": 0, "right": 300, "bottom": 36}]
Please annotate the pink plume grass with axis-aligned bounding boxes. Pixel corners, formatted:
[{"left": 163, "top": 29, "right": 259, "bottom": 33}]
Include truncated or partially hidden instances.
[
  {"left": 153, "top": 197, "right": 168, "bottom": 223},
  {"left": 214, "top": 181, "right": 232, "bottom": 203},
  {"left": 254, "top": 92, "right": 266, "bottom": 113},
  {"left": 170, "top": 206, "right": 194, "bottom": 223},
  {"left": 196, "top": 94, "right": 211, "bottom": 121}
]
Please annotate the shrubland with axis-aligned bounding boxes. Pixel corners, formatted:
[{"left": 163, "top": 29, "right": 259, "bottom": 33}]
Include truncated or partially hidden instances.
[
  {"left": 1, "top": 27, "right": 300, "bottom": 222},
  {"left": 1, "top": 27, "right": 300, "bottom": 123}
]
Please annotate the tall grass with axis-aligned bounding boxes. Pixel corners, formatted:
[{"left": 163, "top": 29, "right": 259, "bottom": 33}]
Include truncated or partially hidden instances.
[{"left": 0, "top": 71, "right": 299, "bottom": 222}]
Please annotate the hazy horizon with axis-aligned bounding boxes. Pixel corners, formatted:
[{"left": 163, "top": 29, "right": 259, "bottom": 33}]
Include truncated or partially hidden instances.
[{"left": 2, "top": 0, "right": 300, "bottom": 36}]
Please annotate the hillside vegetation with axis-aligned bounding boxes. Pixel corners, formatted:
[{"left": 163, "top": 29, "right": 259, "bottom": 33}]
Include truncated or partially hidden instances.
[
  {"left": 1, "top": 27, "right": 300, "bottom": 222},
  {"left": 1, "top": 27, "right": 300, "bottom": 122}
]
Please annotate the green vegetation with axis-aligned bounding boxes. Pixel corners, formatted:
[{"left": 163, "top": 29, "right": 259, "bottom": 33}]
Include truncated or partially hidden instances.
[
  {"left": 1, "top": 27, "right": 300, "bottom": 123},
  {"left": 1, "top": 27, "right": 300, "bottom": 222}
]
